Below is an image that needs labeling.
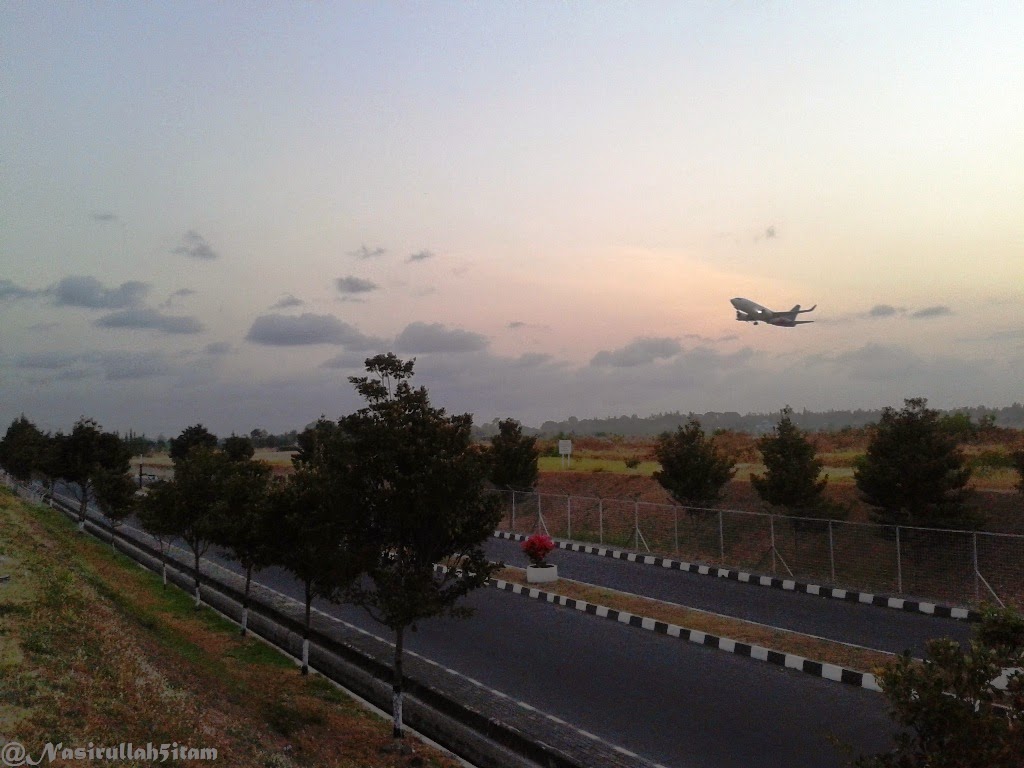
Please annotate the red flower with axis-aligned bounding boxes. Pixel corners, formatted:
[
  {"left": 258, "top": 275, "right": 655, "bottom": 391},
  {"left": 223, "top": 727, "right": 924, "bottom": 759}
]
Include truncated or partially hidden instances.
[{"left": 521, "top": 533, "right": 555, "bottom": 566}]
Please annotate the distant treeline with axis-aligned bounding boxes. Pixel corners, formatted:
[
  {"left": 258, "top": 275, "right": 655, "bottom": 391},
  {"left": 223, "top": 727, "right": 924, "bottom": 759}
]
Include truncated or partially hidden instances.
[{"left": 473, "top": 402, "right": 1024, "bottom": 438}]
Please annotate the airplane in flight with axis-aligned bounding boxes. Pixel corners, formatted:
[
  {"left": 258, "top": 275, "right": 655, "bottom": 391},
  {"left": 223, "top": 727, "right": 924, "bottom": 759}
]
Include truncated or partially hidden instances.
[{"left": 731, "top": 297, "right": 816, "bottom": 327}]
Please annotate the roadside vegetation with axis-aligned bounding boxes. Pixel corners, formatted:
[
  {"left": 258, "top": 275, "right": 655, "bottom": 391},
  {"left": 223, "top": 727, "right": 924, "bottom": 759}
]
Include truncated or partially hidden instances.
[{"left": 0, "top": 486, "right": 460, "bottom": 768}]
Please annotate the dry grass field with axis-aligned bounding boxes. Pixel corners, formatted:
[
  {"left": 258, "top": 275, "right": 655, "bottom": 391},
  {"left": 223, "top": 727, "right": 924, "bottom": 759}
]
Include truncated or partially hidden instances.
[{"left": 0, "top": 487, "right": 460, "bottom": 768}]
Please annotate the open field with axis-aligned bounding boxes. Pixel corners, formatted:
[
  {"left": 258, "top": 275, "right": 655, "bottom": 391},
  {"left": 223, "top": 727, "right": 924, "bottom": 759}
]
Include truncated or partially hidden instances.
[{"left": 0, "top": 487, "right": 460, "bottom": 768}]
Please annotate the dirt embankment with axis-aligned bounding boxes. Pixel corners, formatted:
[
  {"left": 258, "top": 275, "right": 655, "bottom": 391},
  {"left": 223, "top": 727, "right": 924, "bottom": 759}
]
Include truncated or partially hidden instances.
[{"left": 535, "top": 472, "right": 1024, "bottom": 534}]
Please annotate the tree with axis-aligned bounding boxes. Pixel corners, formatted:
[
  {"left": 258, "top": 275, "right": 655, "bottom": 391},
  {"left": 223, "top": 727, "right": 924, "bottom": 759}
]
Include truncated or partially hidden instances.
[
  {"left": 653, "top": 418, "right": 736, "bottom": 509},
  {"left": 137, "top": 479, "right": 179, "bottom": 588},
  {"left": 56, "top": 418, "right": 132, "bottom": 533},
  {"left": 751, "top": 406, "right": 839, "bottom": 520},
  {"left": 341, "top": 354, "right": 501, "bottom": 738},
  {"left": 213, "top": 454, "right": 273, "bottom": 635},
  {"left": 1013, "top": 449, "right": 1024, "bottom": 496},
  {"left": 168, "top": 423, "right": 218, "bottom": 463},
  {"left": 855, "top": 398, "right": 979, "bottom": 530},
  {"left": 0, "top": 415, "right": 45, "bottom": 482},
  {"left": 222, "top": 433, "right": 255, "bottom": 462},
  {"left": 487, "top": 418, "right": 539, "bottom": 491},
  {"left": 165, "top": 442, "right": 230, "bottom": 608},
  {"left": 857, "top": 606, "right": 1024, "bottom": 767},
  {"left": 93, "top": 465, "right": 138, "bottom": 549},
  {"left": 269, "top": 447, "right": 364, "bottom": 674}
]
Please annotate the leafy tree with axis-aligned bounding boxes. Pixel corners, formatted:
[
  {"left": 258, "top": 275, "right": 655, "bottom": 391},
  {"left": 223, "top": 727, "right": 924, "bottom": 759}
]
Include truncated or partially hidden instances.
[
  {"left": 213, "top": 454, "right": 273, "bottom": 635},
  {"left": 56, "top": 418, "right": 133, "bottom": 533},
  {"left": 653, "top": 418, "right": 736, "bottom": 509},
  {"left": 1013, "top": 449, "right": 1024, "bottom": 496},
  {"left": 855, "top": 398, "right": 979, "bottom": 529},
  {"left": 137, "top": 480, "right": 179, "bottom": 588},
  {"left": 751, "top": 406, "right": 840, "bottom": 521},
  {"left": 93, "top": 465, "right": 138, "bottom": 549},
  {"left": 164, "top": 442, "right": 231, "bottom": 608},
  {"left": 341, "top": 354, "right": 501, "bottom": 738},
  {"left": 222, "top": 433, "right": 255, "bottom": 462},
  {"left": 857, "top": 606, "right": 1024, "bottom": 768},
  {"left": 168, "top": 423, "right": 218, "bottom": 463},
  {"left": 0, "top": 415, "right": 45, "bottom": 482},
  {"left": 269, "top": 456, "right": 363, "bottom": 674},
  {"left": 487, "top": 418, "right": 540, "bottom": 491}
]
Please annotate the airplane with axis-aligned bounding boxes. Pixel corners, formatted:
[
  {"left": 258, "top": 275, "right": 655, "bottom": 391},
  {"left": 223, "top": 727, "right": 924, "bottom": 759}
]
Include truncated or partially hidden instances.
[{"left": 731, "top": 297, "right": 816, "bottom": 327}]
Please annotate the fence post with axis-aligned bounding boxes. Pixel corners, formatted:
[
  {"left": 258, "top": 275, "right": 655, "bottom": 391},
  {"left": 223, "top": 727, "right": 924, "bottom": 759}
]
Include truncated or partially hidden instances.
[
  {"left": 828, "top": 521, "right": 836, "bottom": 583},
  {"left": 634, "top": 499, "right": 640, "bottom": 551},
  {"left": 511, "top": 491, "right": 516, "bottom": 532},
  {"left": 567, "top": 495, "right": 572, "bottom": 541},
  {"left": 674, "top": 507, "right": 679, "bottom": 554},
  {"left": 973, "top": 532, "right": 979, "bottom": 605},
  {"left": 770, "top": 515, "right": 777, "bottom": 575},
  {"left": 718, "top": 510, "right": 725, "bottom": 564},
  {"left": 599, "top": 497, "right": 604, "bottom": 545},
  {"left": 895, "top": 526, "right": 903, "bottom": 594}
]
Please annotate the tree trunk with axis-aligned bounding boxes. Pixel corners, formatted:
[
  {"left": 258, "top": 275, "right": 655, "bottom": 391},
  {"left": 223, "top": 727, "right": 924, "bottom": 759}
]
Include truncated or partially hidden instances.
[
  {"left": 392, "top": 625, "right": 405, "bottom": 738},
  {"left": 301, "top": 581, "right": 311, "bottom": 675},
  {"left": 193, "top": 548, "right": 201, "bottom": 609},
  {"left": 241, "top": 565, "right": 252, "bottom": 636},
  {"left": 78, "top": 494, "right": 87, "bottom": 533}
]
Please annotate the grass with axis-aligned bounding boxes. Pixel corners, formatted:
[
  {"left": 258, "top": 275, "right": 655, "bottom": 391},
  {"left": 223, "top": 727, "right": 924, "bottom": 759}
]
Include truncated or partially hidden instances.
[
  {"left": 494, "top": 566, "right": 898, "bottom": 676},
  {"left": 0, "top": 486, "right": 461, "bottom": 768}
]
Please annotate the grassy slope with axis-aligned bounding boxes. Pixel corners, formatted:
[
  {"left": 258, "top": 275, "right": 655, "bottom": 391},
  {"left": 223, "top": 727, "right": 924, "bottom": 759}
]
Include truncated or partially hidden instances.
[{"left": 0, "top": 487, "right": 460, "bottom": 768}]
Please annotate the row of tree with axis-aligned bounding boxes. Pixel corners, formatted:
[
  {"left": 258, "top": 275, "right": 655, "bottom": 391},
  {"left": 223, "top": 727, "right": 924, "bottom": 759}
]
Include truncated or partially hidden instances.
[
  {"left": 647, "top": 398, "right": 1024, "bottom": 531},
  {"left": 0, "top": 355, "right": 502, "bottom": 740}
]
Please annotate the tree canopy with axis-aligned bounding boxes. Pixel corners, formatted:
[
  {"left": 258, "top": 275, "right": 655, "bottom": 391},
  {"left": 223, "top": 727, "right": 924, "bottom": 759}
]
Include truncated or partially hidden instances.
[
  {"left": 751, "top": 406, "right": 838, "bottom": 519},
  {"left": 341, "top": 353, "right": 501, "bottom": 737},
  {"left": 653, "top": 418, "right": 736, "bottom": 509},
  {"left": 487, "top": 417, "right": 539, "bottom": 491},
  {"left": 855, "top": 398, "right": 979, "bottom": 529},
  {"left": 0, "top": 415, "right": 45, "bottom": 482}
]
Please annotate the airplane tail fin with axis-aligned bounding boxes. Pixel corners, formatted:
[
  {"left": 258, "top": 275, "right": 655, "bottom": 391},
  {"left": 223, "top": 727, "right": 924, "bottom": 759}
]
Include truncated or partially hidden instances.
[{"left": 790, "top": 305, "right": 800, "bottom": 313}]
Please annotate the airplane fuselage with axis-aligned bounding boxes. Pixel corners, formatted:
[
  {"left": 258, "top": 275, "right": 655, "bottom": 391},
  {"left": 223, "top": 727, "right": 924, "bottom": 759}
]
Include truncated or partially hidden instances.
[{"left": 730, "top": 297, "right": 815, "bottom": 327}]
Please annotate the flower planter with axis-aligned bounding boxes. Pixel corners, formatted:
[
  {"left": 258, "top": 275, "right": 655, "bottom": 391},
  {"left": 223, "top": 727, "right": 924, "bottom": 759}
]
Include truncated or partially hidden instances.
[{"left": 526, "top": 564, "right": 558, "bottom": 583}]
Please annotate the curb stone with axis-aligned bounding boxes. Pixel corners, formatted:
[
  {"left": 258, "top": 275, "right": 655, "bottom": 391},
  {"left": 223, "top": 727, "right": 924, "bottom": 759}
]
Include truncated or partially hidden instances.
[{"left": 494, "top": 530, "right": 979, "bottom": 622}]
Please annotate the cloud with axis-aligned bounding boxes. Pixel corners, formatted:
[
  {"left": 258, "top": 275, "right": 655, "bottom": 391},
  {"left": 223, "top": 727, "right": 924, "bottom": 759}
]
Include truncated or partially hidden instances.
[
  {"left": 204, "top": 342, "right": 233, "bottom": 355},
  {"left": 911, "top": 305, "right": 953, "bottom": 319},
  {"left": 96, "top": 351, "right": 171, "bottom": 380},
  {"left": 514, "top": 352, "right": 554, "bottom": 367},
  {"left": 335, "top": 276, "right": 379, "bottom": 295},
  {"left": 590, "top": 337, "right": 682, "bottom": 367},
  {"left": 271, "top": 294, "right": 304, "bottom": 309},
  {"left": 90, "top": 212, "right": 118, "bottom": 222},
  {"left": 320, "top": 351, "right": 369, "bottom": 370},
  {"left": 51, "top": 276, "right": 149, "bottom": 309},
  {"left": 0, "top": 279, "right": 39, "bottom": 301},
  {"left": 407, "top": 250, "right": 434, "bottom": 263},
  {"left": 394, "top": 322, "right": 489, "bottom": 354},
  {"left": 160, "top": 288, "right": 196, "bottom": 309},
  {"left": 173, "top": 230, "right": 218, "bottom": 260},
  {"left": 245, "top": 313, "right": 383, "bottom": 348},
  {"left": 16, "top": 351, "right": 86, "bottom": 370},
  {"left": 868, "top": 304, "right": 902, "bottom": 318},
  {"left": 95, "top": 308, "right": 204, "bottom": 334},
  {"left": 349, "top": 244, "right": 386, "bottom": 259}
]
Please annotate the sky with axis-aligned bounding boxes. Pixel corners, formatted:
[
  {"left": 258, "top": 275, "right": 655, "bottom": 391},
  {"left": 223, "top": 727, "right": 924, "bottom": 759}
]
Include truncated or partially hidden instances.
[{"left": 2, "top": 2, "right": 1023, "bottom": 438}]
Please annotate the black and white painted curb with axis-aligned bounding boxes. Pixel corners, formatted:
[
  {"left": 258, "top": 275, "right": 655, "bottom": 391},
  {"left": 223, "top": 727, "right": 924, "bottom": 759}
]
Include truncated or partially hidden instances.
[
  {"left": 488, "top": 574, "right": 882, "bottom": 692},
  {"left": 494, "top": 530, "right": 978, "bottom": 622}
]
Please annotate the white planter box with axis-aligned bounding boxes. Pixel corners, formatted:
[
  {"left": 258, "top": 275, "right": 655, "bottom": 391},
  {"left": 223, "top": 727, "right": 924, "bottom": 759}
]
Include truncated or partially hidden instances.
[{"left": 526, "top": 564, "right": 558, "bottom": 583}]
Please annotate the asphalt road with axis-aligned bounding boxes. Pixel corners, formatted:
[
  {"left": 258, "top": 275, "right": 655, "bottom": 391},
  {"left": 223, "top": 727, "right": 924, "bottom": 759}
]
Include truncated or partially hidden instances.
[
  {"left": 202, "top": 550, "right": 895, "bottom": 767},
  {"left": 47, "top": 488, "right": 896, "bottom": 768},
  {"left": 485, "top": 536, "right": 974, "bottom": 657}
]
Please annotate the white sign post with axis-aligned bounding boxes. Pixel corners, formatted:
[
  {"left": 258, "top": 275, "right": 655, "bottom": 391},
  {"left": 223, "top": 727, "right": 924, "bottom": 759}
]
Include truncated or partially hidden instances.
[{"left": 558, "top": 439, "right": 573, "bottom": 469}]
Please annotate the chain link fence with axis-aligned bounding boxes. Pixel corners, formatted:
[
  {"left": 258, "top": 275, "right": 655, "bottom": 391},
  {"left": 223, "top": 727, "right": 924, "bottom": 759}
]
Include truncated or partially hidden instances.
[{"left": 494, "top": 489, "right": 1024, "bottom": 610}]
